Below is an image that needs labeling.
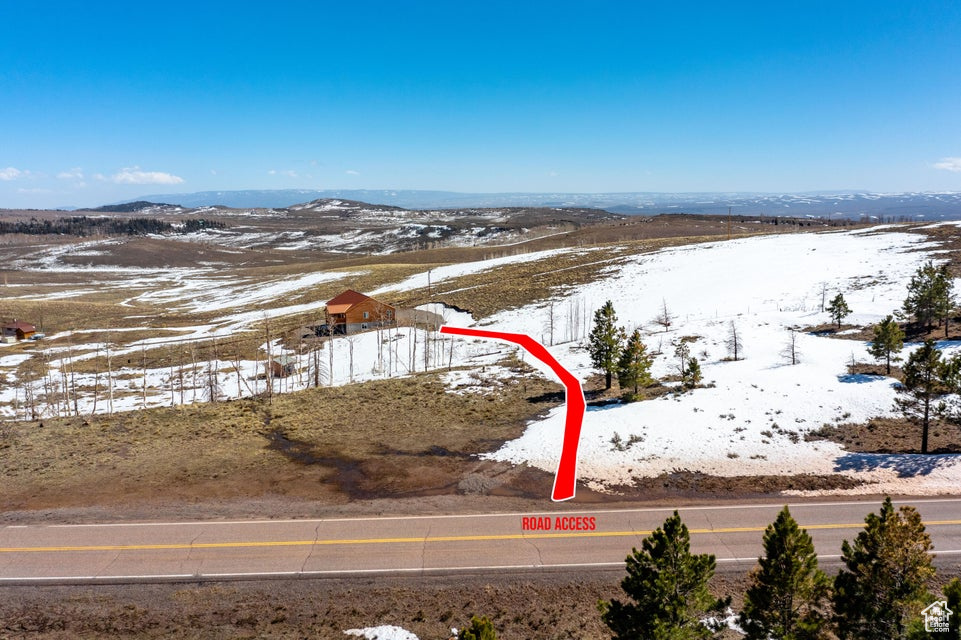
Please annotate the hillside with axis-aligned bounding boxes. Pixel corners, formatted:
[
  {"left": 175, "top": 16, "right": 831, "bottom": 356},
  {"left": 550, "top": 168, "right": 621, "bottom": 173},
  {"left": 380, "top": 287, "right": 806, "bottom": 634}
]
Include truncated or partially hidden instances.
[
  {"left": 3, "top": 211, "right": 960, "bottom": 519},
  {"left": 130, "top": 188, "right": 961, "bottom": 220},
  {"left": 0, "top": 198, "right": 623, "bottom": 257}
]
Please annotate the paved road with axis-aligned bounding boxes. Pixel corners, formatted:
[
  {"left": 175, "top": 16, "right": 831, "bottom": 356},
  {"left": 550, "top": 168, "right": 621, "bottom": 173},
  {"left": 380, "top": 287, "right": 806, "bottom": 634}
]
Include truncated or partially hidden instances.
[{"left": 3, "top": 498, "right": 961, "bottom": 584}]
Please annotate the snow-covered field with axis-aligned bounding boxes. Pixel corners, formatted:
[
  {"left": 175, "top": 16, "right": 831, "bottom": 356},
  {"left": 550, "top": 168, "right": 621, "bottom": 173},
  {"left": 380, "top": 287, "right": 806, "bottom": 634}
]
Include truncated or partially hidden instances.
[{"left": 436, "top": 228, "right": 961, "bottom": 496}]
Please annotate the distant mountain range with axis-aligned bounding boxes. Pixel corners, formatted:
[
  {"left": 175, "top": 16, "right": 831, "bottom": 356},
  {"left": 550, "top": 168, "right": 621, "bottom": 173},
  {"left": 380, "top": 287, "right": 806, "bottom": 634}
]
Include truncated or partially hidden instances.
[{"left": 129, "top": 189, "right": 961, "bottom": 220}]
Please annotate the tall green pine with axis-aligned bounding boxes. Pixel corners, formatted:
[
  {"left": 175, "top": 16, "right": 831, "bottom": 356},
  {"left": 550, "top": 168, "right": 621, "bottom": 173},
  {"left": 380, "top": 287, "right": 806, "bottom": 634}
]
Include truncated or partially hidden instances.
[
  {"left": 617, "top": 329, "right": 654, "bottom": 395},
  {"left": 599, "top": 511, "right": 728, "bottom": 640},
  {"left": 868, "top": 315, "right": 904, "bottom": 374},
  {"left": 943, "top": 578, "right": 961, "bottom": 639},
  {"left": 902, "top": 261, "right": 954, "bottom": 334},
  {"left": 934, "top": 263, "right": 956, "bottom": 338},
  {"left": 832, "top": 497, "right": 934, "bottom": 640},
  {"left": 739, "top": 506, "right": 830, "bottom": 640},
  {"left": 588, "top": 301, "right": 624, "bottom": 390},
  {"left": 684, "top": 357, "right": 702, "bottom": 389},
  {"left": 826, "top": 293, "right": 851, "bottom": 329},
  {"left": 897, "top": 339, "right": 948, "bottom": 454}
]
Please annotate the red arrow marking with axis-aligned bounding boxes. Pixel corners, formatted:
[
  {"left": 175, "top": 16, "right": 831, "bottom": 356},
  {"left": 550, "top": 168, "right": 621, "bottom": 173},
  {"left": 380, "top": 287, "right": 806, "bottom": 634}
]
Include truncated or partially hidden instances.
[{"left": 439, "top": 325, "right": 586, "bottom": 502}]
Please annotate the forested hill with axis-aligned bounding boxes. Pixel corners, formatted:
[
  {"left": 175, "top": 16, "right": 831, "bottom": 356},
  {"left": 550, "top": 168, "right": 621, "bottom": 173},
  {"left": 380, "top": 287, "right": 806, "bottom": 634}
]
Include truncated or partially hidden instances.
[{"left": 0, "top": 216, "right": 225, "bottom": 236}]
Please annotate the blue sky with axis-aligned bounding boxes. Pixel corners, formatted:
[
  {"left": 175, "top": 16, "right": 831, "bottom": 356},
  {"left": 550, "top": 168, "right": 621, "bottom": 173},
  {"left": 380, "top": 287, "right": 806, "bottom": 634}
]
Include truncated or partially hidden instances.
[{"left": 2, "top": 1, "right": 960, "bottom": 208}]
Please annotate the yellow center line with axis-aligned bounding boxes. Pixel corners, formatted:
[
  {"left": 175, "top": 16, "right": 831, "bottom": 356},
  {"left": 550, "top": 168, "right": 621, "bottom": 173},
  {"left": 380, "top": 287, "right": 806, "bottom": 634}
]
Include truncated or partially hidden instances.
[{"left": 3, "top": 519, "right": 961, "bottom": 554}]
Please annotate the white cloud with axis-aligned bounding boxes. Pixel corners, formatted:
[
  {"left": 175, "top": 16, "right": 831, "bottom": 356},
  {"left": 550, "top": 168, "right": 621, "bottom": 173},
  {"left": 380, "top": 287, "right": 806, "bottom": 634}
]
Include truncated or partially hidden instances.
[
  {"left": 0, "top": 167, "right": 27, "bottom": 181},
  {"left": 933, "top": 157, "right": 961, "bottom": 173},
  {"left": 57, "top": 167, "right": 84, "bottom": 180},
  {"left": 109, "top": 166, "right": 184, "bottom": 185},
  {"left": 345, "top": 169, "right": 360, "bottom": 175},
  {"left": 268, "top": 169, "right": 298, "bottom": 178}
]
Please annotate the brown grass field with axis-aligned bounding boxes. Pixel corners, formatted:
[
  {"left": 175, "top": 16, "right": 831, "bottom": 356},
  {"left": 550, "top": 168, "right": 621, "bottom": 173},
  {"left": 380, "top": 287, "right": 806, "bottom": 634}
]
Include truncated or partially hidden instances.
[{"left": 2, "top": 213, "right": 948, "bottom": 520}]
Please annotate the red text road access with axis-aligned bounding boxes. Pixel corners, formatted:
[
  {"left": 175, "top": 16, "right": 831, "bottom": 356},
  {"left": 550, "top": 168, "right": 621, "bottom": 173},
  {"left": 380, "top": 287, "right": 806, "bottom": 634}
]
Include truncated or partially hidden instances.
[{"left": 522, "top": 516, "right": 597, "bottom": 531}]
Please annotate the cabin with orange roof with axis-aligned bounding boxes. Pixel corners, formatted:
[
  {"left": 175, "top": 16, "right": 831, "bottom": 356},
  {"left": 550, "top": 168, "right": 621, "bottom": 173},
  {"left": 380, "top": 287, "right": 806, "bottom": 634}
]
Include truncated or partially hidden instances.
[
  {"left": 2, "top": 320, "right": 37, "bottom": 343},
  {"left": 324, "top": 290, "right": 396, "bottom": 334}
]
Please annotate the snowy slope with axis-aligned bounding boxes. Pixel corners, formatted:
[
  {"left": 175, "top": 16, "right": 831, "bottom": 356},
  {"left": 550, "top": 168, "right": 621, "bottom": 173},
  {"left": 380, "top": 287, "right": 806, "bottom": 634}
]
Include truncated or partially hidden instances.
[{"left": 436, "top": 228, "right": 961, "bottom": 495}]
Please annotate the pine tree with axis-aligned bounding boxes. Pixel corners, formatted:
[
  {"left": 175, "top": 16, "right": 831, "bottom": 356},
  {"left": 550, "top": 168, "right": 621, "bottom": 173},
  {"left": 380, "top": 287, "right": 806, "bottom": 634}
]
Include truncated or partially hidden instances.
[
  {"left": 933, "top": 263, "right": 957, "bottom": 338},
  {"left": 832, "top": 498, "right": 934, "bottom": 640},
  {"left": 599, "top": 511, "right": 729, "bottom": 640},
  {"left": 588, "top": 301, "right": 624, "bottom": 390},
  {"left": 674, "top": 340, "right": 691, "bottom": 379},
  {"left": 943, "top": 578, "right": 961, "bottom": 638},
  {"left": 868, "top": 315, "right": 905, "bottom": 374},
  {"left": 826, "top": 293, "right": 851, "bottom": 329},
  {"left": 897, "top": 339, "right": 948, "bottom": 454},
  {"left": 459, "top": 615, "right": 497, "bottom": 640},
  {"left": 739, "top": 506, "right": 830, "bottom": 640},
  {"left": 684, "top": 357, "right": 701, "bottom": 389},
  {"left": 902, "top": 261, "right": 954, "bottom": 333},
  {"left": 617, "top": 329, "right": 654, "bottom": 396}
]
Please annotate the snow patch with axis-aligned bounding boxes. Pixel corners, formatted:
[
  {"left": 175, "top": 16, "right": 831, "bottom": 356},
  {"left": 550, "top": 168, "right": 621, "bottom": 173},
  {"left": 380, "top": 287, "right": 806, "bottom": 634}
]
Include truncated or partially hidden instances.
[{"left": 344, "top": 626, "right": 419, "bottom": 640}]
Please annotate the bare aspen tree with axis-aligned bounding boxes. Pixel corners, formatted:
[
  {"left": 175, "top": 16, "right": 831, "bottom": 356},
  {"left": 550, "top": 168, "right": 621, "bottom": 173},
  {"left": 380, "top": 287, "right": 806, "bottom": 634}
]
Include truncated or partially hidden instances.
[
  {"left": 190, "top": 343, "right": 198, "bottom": 403},
  {"left": 105, "top": 340, "right": 114, "bottom": 415},
  {"left": 387, "top": 327, "right": 394, "bottom": 376},
  {"left": 423, "top": 325, "right": 430, "bottom": 371},
  {"left": 91, "top": 345, "right": 100, "bottom": 415},
  {"left": 177, "top": 343, "right": 185, "bottom": 407},
  {"left": 347, "top": 334, "right": 356, "bottom": 383},
  {"left": 328, "top": 335, "right": 335, "bottom": 386},
  {"left": 206, "top": 338, "right": 220, "bottom": 402},
  {"left": 264, "top": 316, "right": 273, "bottom": 404},
  {"left": 726, "top": 321, "right": 743, "bottom": 361},
  {"left": 23, "top": 376, "right": 37, "bottom": 421},
  {"left": 409, "top": 325, "right": 417, "bottom": 372},
  {"left": 297, "top": 334, "right": 306, "bottom": 390},
  {"left": 376, "top": 327, "right": 384, "bottom": 375},
  {"left": 70, "top": 345, "right": 79, "bottom": 416},
  {"left": 545, "top": 301, "right": 556, "bottom": 346},
  {"left": 167, "top": 346, "right": 175, "bottom": 406},
  {"left": 235, "top": 355, "right": 244, "bottom": 397},
  {"left": 59, "top": 354, "right": 69, "bottom": 417},
  {"left": 141, "top": 343, "right": 147, "bottom": 410},
  {"left": 781, "top": 329, "right": 800, "bottom": 365},
  {"left": 654, "top": 298, "right": 674, "bottom": 332},
  {"left": 40, "top": 347, "right": 58, "bottom": 418}
]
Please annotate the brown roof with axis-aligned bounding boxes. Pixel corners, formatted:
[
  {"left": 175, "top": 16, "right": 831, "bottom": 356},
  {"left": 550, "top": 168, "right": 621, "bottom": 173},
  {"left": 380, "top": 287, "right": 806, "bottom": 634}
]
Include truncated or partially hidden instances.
[
  {"left": 3, "top": 321, "right": 35, "bottom": 332},
  {"left": 326, "top": 289, "right": 374, "bottom": 314}
]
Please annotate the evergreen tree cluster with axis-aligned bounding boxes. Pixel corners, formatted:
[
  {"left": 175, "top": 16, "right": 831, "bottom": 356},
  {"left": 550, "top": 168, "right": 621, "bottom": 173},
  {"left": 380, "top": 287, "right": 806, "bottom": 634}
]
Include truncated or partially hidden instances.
[
  {"left": 599, "top": 499, "right": 939, "bottom": 640},
  {"left": 0, "top": 216, "right": 226, "bottom": 237},
  {"left": 900, "top": 260, "right": 956, "bottom": 337},
  {"left": 588, "top": 300, "right": 702, "bottom": 396},
  {"left": 893, "top": 338, "right": 961, "bottom": 453}
]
